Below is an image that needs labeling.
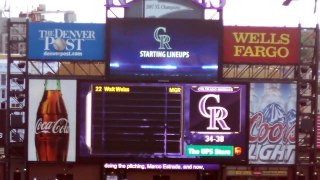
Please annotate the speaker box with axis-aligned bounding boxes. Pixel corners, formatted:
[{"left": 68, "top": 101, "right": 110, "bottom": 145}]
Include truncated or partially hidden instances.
[
  {"left": 56, "top": 174, "right": 73, "bottom": 180},
  {"left": 153, "top": 175, "right": 170, "bottom": 180},
  {"left": 10, "top": 115, "right": 23, "bottom": 127}
]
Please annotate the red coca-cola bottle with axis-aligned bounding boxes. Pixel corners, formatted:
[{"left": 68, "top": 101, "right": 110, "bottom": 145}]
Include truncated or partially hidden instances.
[{"left": 35, "top": 79, "right": 69, "bottom": 161}]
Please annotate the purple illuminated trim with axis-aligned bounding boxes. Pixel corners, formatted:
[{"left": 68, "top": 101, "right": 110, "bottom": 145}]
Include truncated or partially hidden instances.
[
  {"left": 105, "top": 0, "right": 130, "bottom": 8},
  {"left": 192, "top": 0, "right": 226, "bottom": 10},
  {"left": 105, "top": 0, "right": 226, "bottom": 10}
]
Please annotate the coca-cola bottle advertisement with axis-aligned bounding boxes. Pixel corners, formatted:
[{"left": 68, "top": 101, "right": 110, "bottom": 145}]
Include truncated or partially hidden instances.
[{"left": 28, "top": 79, "right": 76, "bottom": 162}]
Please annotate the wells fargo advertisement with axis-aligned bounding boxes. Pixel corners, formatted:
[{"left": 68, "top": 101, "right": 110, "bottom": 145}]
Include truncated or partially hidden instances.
[
  {"left": 249, "top": 83, "right": 296, "bottom": 164},
  {"left": 224, "top": 26, "right": 299, "bottom": 64}
]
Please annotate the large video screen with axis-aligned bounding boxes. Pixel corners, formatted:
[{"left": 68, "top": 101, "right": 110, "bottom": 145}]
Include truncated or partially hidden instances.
[
  {"left": 77, "top": 81, "right": 248, "bottom": 164},
  {"left": 106, "top": 18, "right": 221, "bottom": 82}
]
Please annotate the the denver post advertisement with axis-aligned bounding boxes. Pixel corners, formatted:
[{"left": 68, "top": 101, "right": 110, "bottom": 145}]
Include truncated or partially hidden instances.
[
  {"left": 28, "top": 22, "right": 105, "bottom": 60},
  {"left": 249, "top": 83, "right": 296, "bottom": 164}
]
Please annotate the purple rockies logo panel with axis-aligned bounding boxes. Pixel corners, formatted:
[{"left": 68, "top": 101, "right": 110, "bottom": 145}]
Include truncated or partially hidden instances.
[{"left": 189, "top": 88, "right": 241, "bottom": 133}]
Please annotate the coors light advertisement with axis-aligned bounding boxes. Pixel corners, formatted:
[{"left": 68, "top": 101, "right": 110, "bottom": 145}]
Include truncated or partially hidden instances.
[
  {"left": 249, "top": 83, "right": 296, "bottom": 164},
  {"left": 28, "top": 79, "right": 76, "bottom": 162}
]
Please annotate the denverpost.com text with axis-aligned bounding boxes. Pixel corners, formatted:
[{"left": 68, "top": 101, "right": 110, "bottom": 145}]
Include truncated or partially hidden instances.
[{"left": 43, "top": 51, "right": 83, "bottom": 56}]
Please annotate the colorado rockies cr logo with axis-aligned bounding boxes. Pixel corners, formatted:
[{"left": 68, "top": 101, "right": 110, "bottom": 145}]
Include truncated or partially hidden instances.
[
  {"left": 154, "top": 27, "right": 172, "bottom": 50},
  {"left": 198, "top": 94, "right": 231, "bottom": 130}
]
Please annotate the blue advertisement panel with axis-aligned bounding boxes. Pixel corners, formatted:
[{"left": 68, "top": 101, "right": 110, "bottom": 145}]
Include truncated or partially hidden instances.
[
  {"left": 77, "top": 81, "right": 247, "bottom": 164},
  {"left": 249, "top": 83, "right": 296, "bottom": 165},
  {"left": 107, "top": 18, "right": 221, "bottom": 82},
  {"left": 28, "top": 23, "right": 105, "bottom": 60}
]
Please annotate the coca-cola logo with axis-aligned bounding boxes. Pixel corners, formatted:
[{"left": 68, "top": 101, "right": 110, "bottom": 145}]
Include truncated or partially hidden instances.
[
  {"left": 36, "top": 118, "right": 69, "bottom": 134},
  {"left": 249, "top": 112, "right": 295, "bottom": 144}
]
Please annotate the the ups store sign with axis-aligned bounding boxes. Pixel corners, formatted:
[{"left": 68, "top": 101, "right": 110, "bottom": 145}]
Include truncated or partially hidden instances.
[{"left": 224, "top": 26, "right": 300, "bottom": 65}]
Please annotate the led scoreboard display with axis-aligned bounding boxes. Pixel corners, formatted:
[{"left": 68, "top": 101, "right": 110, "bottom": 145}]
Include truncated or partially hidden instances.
[
  {"left": 87, "top": 83, "right": 183, "bottom": 156},
  {"left": 78, "top": 81, "right": 248, "bottom": 164}
]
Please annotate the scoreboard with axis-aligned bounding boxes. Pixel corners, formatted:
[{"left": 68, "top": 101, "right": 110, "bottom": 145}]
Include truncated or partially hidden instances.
[
  {"left": 78, "top": 81, "right": 248, "bottom": 164},
  {"left": 87, "top": 84, "right": 183, "bottom": 156}
]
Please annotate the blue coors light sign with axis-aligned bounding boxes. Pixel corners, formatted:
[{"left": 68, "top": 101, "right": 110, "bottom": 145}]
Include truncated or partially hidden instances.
[{"left": 28, "top": 22, "right": 105, "bottom": 60}]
